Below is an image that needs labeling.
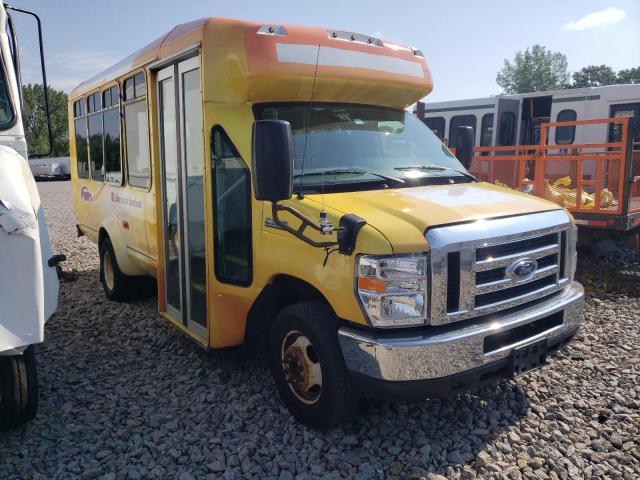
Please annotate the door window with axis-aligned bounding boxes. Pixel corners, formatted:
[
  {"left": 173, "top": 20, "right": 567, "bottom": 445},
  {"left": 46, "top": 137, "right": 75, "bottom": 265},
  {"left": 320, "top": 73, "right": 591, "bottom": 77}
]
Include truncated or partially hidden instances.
[
  {"left": 212, "top": 127, "right": 252, "bottom": 286},
  {"left": 159, "top": 76, "right": 181, "bottom": 313},
  {"left": 157, "top": 58, "right": 207, "bottom": 337},
  {"left": 181, "top": 67, "right": 206, "bottom": 326}
]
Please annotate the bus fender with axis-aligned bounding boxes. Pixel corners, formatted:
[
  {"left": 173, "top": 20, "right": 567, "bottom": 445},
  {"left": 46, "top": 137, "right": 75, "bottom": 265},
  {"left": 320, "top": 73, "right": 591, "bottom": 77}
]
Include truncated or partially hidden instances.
[
  {"left": 243, "top": 275, "right": 331, "bottom": 357},
  {"left": 98, "top": 216, "right": 144, "bottom": 277}
]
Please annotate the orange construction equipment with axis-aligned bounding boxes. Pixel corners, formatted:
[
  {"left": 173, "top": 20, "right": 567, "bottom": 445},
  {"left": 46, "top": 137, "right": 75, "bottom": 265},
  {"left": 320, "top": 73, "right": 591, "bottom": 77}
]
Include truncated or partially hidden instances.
[{"left": 464, "top": 117, "right": 640, "bottom": 230}]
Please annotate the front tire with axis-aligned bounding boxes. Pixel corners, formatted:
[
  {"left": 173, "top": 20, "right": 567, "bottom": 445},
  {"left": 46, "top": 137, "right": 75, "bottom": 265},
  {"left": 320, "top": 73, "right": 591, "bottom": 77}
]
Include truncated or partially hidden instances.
[
  {"left": 268, "top": 301, "right": 359, "bottom": 428},
  {"left": 0, "top": 346, "right": 38, "bottom": 429}
]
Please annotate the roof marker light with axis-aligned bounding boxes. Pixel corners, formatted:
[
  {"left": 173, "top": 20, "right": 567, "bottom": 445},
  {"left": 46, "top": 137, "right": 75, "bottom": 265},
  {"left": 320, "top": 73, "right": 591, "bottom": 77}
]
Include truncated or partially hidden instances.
[
  {"left": 327, "top": 30, "right": 383, "bottom": 47},
  {"left": 257, "top": 25, "right": 287, "bottom": 36},
  {"left": 412, "top": 48, "right": 424, "bottom": 57}
]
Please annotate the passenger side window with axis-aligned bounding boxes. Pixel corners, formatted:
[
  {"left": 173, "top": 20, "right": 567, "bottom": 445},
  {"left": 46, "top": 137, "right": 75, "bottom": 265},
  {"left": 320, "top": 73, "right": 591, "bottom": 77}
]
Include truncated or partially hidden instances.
[
  {"left": 103, "top": 85, "right": 122, "bottom": 183},
  {"left": 449, "top": 114, "right": 477, "bottom": 149},
  {"left": 124, "top": 72, "right": 151, "bottom": 188},
  {"left": 555, "top": 109, "right": 577, "bottom": 145},
  {"left": 73, "top": 99, "right": 89, "bottom": 179},
  {"left": 87, "top": 92, "right": 104, "bottom": 181},
  {"left": 211, "top": 127, "right": 252, "bottom": 286},
  {"left": 480, "top": 113, "right": 494, "bottom": 146},
  {"left": 425, "top": 116, "right": 445, "bottom": 140}
]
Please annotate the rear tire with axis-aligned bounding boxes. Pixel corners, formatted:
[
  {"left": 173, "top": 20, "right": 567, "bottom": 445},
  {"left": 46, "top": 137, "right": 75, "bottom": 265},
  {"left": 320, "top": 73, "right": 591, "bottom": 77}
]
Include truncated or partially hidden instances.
[
  {"left": 0, "top": 346, "right": 38, "bottom": 429},
  {"left": 99, "top": 237, "right": 133, "bottom": 301},
  {"left": 268, "top": 301, "right": 359, "bottom": 429}
]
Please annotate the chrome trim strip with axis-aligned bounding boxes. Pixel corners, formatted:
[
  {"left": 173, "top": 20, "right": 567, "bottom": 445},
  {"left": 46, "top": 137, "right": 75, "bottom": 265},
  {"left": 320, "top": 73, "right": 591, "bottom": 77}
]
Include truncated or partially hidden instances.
[
  {"left": 475, "top": 265, "right": 558, "bottom": 294},
  {"left": 126, "top": 244, "right": 157, "bottom": 261},
  {"left": 474, "top": 244, "right": 559, "bottom": 271},
  {"left": 338, "top": 282, "right": 584, "bottom": 381},
  {"left": 79, "top": 223, "right": 98, "bottom": 233},
  {"left": 473, "top": 281, "right": 558, "bottom": 312}
]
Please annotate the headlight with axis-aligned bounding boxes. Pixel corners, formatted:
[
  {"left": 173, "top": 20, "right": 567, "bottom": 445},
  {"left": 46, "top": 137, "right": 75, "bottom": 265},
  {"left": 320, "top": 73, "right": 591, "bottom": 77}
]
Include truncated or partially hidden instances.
[{"left": 356, "top": 254, "right": 428, "bottom": 327}]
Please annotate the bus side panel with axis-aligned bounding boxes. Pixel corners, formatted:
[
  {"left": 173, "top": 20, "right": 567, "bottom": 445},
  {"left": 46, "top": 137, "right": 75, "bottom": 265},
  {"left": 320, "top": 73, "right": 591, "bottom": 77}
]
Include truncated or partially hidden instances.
[{"left": 106, "top": 185, "right": 157, "bottom": 278}]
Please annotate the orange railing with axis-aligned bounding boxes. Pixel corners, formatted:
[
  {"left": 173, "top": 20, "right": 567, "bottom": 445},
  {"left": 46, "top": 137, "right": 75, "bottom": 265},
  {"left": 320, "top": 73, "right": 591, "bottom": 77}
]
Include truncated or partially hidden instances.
[
  {"left": 468, "top": 117, "right": 632, "bottom": 217},
  {"left": 629, "top": 141, "right": 640, "bottom": 214}
]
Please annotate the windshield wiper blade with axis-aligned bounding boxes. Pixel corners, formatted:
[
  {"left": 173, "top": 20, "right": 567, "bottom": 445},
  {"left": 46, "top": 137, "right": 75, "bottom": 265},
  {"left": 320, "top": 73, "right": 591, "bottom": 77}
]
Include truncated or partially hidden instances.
[
  {"left": 294, "top": 169, "right": 404, "bottom": 183},
  {"left": 394, "top": 165, "right": 476, "bottom": 180}
]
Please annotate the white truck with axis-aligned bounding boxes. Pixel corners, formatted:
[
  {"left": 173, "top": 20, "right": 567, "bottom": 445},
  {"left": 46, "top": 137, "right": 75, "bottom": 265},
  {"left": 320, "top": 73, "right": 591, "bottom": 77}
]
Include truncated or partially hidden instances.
[
  {"left": 0, "top": 3, "right": 62, "bottom": 429},
  {"left": 29, "top": 156, "right": 71, "bottom": 180}
]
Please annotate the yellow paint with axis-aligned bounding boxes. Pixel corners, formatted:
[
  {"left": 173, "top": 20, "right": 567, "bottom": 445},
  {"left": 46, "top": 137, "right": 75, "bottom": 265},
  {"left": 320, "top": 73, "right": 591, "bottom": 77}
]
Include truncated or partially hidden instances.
[{"left": 68, "top": 18, "right": 563, "bottom": 349}]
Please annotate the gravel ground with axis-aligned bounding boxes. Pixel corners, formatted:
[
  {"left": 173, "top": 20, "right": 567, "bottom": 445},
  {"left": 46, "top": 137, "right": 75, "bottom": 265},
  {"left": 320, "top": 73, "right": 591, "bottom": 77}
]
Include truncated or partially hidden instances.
[{"left": 1, "top": 180, "right": 638, "bottom": 479}]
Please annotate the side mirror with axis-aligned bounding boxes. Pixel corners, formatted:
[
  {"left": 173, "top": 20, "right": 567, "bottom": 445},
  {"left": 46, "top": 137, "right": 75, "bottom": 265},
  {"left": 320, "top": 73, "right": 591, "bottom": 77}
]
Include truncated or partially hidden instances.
[
  {"left": 251, "top": 120, "right": 294, "bottom": 202},
  {"left": 455, "top": 126, "right": 474, "bottom": 169}
]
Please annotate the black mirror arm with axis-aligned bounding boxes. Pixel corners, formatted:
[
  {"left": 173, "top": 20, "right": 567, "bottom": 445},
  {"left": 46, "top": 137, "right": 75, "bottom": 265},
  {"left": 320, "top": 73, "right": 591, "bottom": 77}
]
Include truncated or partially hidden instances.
[
  {"left": 271, "top": 202, "right": 339, "bottom": 249},
  {"left": 6, "top": 4, "right": 53, "bottom": 158}
]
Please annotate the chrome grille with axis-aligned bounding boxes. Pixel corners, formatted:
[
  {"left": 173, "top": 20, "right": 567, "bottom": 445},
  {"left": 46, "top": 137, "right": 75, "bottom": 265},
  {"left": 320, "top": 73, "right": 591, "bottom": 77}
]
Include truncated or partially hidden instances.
[{"left": 427, "top": 210, "right": 575, "bottom": 326}]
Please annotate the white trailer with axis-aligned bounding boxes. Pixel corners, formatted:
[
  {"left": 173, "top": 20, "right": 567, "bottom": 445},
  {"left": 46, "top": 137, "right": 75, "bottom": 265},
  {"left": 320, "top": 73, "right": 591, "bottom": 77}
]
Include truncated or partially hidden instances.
[
  {"left": 29, "top": 156, "right": 71, "bottom": 180},
  {"left": 0, "top": 4, "right": 62, "bottom": 429},
  {"left": 418, "top": 84, "right": 640, "bottom": 150}
]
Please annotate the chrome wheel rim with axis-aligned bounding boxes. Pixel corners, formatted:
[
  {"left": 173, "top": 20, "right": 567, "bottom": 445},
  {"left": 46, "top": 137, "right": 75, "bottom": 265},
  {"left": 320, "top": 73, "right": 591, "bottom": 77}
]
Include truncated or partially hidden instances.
[
  {"left": 103, "top": 250, "right": 115, "bottom": 291},
  {"left": 281, "top": 330, "right": 323, "bottom": 405}
]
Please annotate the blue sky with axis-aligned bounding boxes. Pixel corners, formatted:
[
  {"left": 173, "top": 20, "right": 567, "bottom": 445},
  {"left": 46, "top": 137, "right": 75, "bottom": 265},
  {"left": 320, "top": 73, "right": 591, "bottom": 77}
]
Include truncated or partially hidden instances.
[{"left": 10, "top": 0, "right": 640, "bottom": 102}]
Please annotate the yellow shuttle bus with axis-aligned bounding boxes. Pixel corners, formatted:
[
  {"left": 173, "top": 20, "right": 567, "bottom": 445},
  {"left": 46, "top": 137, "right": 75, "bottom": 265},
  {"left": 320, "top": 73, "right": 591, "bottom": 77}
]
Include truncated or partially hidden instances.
[{"left": 70, "top": 18, "right": 584, "bottom": 427}]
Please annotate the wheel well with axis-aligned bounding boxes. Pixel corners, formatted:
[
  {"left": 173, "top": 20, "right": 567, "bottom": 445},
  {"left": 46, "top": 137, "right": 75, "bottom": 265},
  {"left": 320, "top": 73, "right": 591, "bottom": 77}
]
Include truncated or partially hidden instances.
[
  {"left": 244, "top": 275, "right": 332, "bottom": 357},
  {"left": 98, "top": 227, "right": 109, "bottom": 248}
]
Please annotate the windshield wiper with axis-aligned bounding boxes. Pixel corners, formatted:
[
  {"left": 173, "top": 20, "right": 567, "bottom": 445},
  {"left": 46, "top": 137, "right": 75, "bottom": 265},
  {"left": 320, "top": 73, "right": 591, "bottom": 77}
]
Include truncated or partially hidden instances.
[
  {"left": 394, "top": 165, "right": 476, "bottom": 181},
  {"left": 294, "top": 169, "right": 404, "bottom": 184}
]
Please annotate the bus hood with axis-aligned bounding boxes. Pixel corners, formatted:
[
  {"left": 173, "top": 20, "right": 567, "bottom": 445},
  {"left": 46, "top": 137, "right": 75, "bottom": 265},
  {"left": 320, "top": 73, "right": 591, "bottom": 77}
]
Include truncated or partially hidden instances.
[{"left": 306, "top": 182, "right": 564, "bottom": 253}]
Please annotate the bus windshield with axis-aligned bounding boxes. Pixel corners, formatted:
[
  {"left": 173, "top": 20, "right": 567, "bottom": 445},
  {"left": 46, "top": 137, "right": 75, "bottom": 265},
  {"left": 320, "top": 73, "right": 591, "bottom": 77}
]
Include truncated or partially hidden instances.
[{"left": 255, "top": 103, "right": 471, "bottom": 193}]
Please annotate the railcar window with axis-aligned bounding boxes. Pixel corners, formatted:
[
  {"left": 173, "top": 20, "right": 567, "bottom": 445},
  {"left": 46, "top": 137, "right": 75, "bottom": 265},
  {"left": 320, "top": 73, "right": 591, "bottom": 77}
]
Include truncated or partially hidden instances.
[
  {"left": 450, "top": 114, "right": 477, "bottom": 149},
  {"left": 481, "top": 113, "right": 494, "bottom": 146},
  {"left": 104, "top": 85, "right": 121, "bottom": 183},
  {"left": 425, "top": 116, "right": 445, "bottom": 140},
  {"left": 555, "top": 109, "right": 577, "bottom": 145},
  {"left": 124, "top": 73, "right": 150, "bottom": 188},
  {"left": 211, "top": 126, "right": 252, "bottom": 286}
]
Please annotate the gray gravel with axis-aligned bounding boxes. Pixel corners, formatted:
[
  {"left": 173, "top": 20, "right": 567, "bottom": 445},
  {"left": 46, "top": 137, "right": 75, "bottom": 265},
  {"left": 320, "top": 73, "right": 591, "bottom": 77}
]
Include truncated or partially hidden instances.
[{"left": 1, "top": 180, "right": 638, "bottom": 479}]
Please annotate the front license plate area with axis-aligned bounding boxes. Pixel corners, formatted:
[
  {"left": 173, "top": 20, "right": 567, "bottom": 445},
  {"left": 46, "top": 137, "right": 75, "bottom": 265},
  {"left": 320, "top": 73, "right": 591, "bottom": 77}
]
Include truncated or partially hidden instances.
[{"left": 511, "top": 338, "right": 548, "bottom": 377}]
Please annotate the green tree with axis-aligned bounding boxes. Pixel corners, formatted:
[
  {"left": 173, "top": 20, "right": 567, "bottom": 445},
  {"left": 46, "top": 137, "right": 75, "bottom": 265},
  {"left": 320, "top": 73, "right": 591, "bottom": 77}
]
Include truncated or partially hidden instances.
[
  {"left": 572, "top": 65, "right": 617, "bottom": 87},
  {"left": 22, "top": 83, "right": 69, "bottom": 157},
  {"left": 496, "top": 45, "right": 570, "bottom": 94},
  {"left": 616, "top": 67, "right": 640, "bottom": 84}
]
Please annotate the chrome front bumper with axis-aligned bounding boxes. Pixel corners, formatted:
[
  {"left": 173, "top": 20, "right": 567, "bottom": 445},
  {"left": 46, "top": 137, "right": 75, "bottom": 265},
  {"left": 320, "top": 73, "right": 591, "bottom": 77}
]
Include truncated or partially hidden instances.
[{"left": 338, "top": 281, "right": 584, "bottom": 382}]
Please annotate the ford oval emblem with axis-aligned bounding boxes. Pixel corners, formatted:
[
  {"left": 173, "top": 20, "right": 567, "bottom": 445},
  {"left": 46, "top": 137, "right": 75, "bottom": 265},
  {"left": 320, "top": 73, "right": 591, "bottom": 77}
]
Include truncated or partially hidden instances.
[{"left": 506, "top": 257, "right": 537, "bottom": 282}]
